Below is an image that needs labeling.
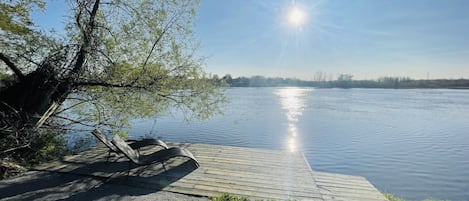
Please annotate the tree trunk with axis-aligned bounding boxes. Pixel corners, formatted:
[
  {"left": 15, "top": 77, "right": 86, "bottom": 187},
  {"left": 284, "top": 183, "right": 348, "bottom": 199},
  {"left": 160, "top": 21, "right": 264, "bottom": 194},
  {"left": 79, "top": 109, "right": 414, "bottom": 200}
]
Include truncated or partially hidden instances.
[
  {"left": 1, "top": 0, "right": 101, "bottom": 127},
  {"left": 0, "top": 66, "right": 71, "bottom": 127}
]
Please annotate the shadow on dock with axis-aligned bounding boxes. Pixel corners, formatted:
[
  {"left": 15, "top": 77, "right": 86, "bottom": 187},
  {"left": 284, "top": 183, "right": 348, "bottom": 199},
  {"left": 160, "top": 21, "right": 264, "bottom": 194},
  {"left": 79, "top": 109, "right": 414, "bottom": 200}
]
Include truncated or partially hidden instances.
[
  {"left": 1, "top": 143, "right": 388, "bottom": 201},
  {"left": 0, "top": 169, "right": 205, "bottom": 200}
]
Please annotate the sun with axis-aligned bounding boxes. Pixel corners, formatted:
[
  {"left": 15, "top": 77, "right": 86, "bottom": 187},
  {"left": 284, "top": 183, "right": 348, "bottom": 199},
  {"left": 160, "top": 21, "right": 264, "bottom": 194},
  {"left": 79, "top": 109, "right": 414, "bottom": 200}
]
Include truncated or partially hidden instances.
[{"left": 288, "top": 6, "right": 306, "bottom": 27}]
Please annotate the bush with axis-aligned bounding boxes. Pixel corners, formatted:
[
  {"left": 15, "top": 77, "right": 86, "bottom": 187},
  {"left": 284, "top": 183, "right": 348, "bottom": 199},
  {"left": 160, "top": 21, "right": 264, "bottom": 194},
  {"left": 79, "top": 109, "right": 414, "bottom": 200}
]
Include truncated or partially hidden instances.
[{"left": 0, "top": 111, "right": 68, "bottom": 179}]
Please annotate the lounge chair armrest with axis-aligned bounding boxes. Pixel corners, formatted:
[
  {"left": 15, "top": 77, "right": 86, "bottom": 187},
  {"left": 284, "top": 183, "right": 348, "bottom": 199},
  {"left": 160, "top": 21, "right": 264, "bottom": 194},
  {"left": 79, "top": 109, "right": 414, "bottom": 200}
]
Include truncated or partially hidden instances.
[{"left": 128, "top": 139, "right": 169, "bottom": 150}]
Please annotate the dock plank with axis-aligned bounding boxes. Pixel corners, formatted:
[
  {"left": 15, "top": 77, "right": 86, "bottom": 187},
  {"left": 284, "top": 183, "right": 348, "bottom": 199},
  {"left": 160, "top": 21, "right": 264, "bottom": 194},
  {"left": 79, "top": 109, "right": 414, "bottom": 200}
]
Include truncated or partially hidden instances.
[
  {"left": 313, "top": 171, "right": 388, "bottom": 201},
  {"left": 30, "top": 142, "right": 387, "bottom": 201}
]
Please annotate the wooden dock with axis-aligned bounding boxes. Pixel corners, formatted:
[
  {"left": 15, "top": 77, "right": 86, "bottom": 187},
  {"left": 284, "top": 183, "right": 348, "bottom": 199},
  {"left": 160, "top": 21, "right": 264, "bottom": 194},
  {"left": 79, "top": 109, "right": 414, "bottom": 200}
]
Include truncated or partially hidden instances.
[{"left": 30, "top": 143, "right": 387, "bottom": 201}]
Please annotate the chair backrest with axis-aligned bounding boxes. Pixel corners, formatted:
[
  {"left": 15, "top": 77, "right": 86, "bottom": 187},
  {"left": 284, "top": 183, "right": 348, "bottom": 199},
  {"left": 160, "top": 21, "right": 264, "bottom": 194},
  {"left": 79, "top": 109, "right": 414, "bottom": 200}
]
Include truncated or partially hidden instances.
[
  {"left": 111, "top": 134, "right": 140, "bottom": 164},
  {"left": 92, "top": 129, "right": 119, "bottom": 153}
]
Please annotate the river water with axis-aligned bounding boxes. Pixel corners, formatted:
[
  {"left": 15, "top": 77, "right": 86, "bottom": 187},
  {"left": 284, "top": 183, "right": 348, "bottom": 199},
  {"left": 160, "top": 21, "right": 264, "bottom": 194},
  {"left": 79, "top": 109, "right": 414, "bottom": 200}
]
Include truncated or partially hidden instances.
[{"left": 129, "top": 87, "right": 469, "bottom": 201}]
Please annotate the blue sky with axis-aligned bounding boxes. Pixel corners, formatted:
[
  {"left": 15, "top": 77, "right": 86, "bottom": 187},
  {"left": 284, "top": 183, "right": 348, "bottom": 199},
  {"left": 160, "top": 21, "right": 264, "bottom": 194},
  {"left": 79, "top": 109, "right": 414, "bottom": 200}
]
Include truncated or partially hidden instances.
[
  {"left": 196, "top": 0, "right": 469, "bottom": 80},
  {"left": 33, "top": 0, "right": 469, "bottom": 80}
]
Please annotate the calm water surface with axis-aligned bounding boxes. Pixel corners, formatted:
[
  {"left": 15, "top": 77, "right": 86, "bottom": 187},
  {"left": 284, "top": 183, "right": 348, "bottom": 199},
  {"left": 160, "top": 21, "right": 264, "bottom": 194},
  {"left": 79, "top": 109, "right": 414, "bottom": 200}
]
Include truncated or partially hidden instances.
[{"left": 129, "top": 88, "right": 469, "bottom": 201}]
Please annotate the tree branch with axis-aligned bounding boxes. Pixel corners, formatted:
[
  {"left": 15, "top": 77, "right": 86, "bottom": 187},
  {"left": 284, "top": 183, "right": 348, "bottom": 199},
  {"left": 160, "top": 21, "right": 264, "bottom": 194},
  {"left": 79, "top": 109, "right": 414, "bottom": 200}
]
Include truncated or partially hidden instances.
[
  {"left": 74, "top": 81, "right": 145, "bottom": 89},
  {"left": 71, "top": 0, "right": 101, "bottom": 76},
  {"left": 53, "top": 115, "right": 97, "bottom": 128},
  {"left": 55, "top": 99, "right": 91, "bottom": 114},
  {"left": 1, "top": 143, "right": 31, "bottom": 154},
  {"left": 0, "top": 52, "right": 25, "bottom": 80},
  {"left": 141, "top": 13, "right": 178, "bottom": 69}
]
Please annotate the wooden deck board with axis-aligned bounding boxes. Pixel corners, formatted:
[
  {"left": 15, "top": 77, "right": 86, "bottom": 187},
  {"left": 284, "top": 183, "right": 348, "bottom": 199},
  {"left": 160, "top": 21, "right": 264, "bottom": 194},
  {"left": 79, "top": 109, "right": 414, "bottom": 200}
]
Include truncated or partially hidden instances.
[
  {"left": 32, "top": 142, "right": 387, "bottom": 201},
  {"left": 313, "top": 171, "right": 388, "bottom": 201}
]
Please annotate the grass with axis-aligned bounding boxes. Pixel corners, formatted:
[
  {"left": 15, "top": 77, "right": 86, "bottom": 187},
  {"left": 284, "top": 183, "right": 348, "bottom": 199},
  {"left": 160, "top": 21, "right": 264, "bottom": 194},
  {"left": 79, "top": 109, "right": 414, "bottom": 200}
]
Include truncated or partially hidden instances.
[
  {"left": 210, "top": 193, "right": 296, "bottom": 201},
  {"left": 212, "top": 193, "right": 451, "bottom": 201},
  {"left": 384, "top": 193, "right": 407, "bottom": 201},
  {"left": 211, "top": 193, "right": 251, "bottom": 201},
  {"left": 384, "top": 193, "right": 451, "bottom": 201}
]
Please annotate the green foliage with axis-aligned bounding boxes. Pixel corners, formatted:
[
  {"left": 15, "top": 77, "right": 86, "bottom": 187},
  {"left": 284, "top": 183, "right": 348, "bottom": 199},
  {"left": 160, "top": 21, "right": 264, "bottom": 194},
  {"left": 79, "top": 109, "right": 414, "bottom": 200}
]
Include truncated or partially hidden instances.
[
  {"left": 211, "top": 192, "right": 451, "bottom": 201},
  {"left": 60, "top": 0, "right": 226, "bottom": 130},
  {"left": 385, "top": 194, "right": 406, "bottom": 201},
  {"left": 0, "top": 0, "right": 45, "bottom": 35},
  {"left": 1, "top": 0, "right": 225, "bottom": 172},
  {"left": 2, "top": 0, "right": 226, "bottom": 131},
  {"left": 0, "top": 72, "right": 11, "bottom": 80},
  {"left": 211, "top": 193, "right": 255, "bottom": 201},
  {"left": 0, "top": 124, "right": 67, "bottom": 179},
  {"left": 211, "top": 193, "right": 292, "bottom": 201},
  {"left": 29, "top": 129, "right": 68, "bottom": 163},
  {"left": 421, "top": 200, "right": 451, "bottom": 201},
  {"left": 0, "top": 127, "right": 67, "bottom": 165},
  {"left": 384, "top": 193, "right": 451, "bottom": 201}
]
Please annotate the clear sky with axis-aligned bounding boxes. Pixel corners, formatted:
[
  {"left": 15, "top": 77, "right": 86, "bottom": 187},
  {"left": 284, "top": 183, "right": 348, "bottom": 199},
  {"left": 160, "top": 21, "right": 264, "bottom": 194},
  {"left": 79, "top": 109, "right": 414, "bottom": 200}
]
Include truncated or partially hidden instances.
[
  {"left": 32, "top": 0, "right": 469, "bottom": 80},
  {"left": 196, "top": 0, "right": 469, "bottom": 80}
]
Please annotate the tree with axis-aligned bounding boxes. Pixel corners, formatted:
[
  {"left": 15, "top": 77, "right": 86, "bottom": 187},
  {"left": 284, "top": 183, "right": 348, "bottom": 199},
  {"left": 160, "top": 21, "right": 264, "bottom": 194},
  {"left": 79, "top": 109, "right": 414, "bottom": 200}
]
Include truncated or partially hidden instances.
[
  {"left": 313, "top": 71, "right": 326, "bottom": 87},
  {"left": 336, "top": 74, "right": 353, "bottom": 88},
  {"left": 0, "top": 0, "right": 225, "bottom": 166},
  {"left": 222, "top": 74, "right": 232, "bottom": 86},
  {"left": 313, "top": 71, "right": 325, "bottom": 82},
  {"left": 0, "top": 0, "right": 45, "bottom": 36}
]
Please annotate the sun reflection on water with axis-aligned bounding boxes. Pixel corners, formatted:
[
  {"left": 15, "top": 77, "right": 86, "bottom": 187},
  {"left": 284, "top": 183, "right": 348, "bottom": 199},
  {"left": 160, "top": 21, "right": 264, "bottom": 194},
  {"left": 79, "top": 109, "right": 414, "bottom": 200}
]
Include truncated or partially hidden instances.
[{"left": 275, "top": 88, "right": 312, "bottom": 152}]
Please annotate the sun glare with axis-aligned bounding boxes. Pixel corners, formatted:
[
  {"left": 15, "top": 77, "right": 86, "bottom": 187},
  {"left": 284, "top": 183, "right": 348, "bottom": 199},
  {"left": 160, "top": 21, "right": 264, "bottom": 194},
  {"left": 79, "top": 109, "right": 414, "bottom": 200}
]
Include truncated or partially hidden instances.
[
  {"left": 288, "top": 7, "right": 306, "bottom": 27},
  {"left": 276, "top": 88, "right": 313, "bottom": 152}
]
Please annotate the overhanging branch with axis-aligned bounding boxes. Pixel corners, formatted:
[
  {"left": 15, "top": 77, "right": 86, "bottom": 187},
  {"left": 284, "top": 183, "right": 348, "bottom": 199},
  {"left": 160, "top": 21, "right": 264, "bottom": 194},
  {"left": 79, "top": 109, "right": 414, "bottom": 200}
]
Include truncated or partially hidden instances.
[
  {"left": 74, "top": 81, "right": 183, "bottom": 103},
  {"left": 74, "top": 81, "right": 145, "bottom": 89},
  {"left": 70, "top": 0, "right": 101, "bottom": 76},
  {"left": 0, "top": 52, "right": 25, "bottom": 81}
]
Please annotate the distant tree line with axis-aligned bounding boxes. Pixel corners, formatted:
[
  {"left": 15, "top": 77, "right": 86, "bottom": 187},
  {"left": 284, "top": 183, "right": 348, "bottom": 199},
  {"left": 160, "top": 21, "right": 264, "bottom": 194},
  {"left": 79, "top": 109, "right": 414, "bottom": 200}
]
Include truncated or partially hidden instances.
[{"left": 216, "top": 74, "right": 469, "bottom": 89}]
